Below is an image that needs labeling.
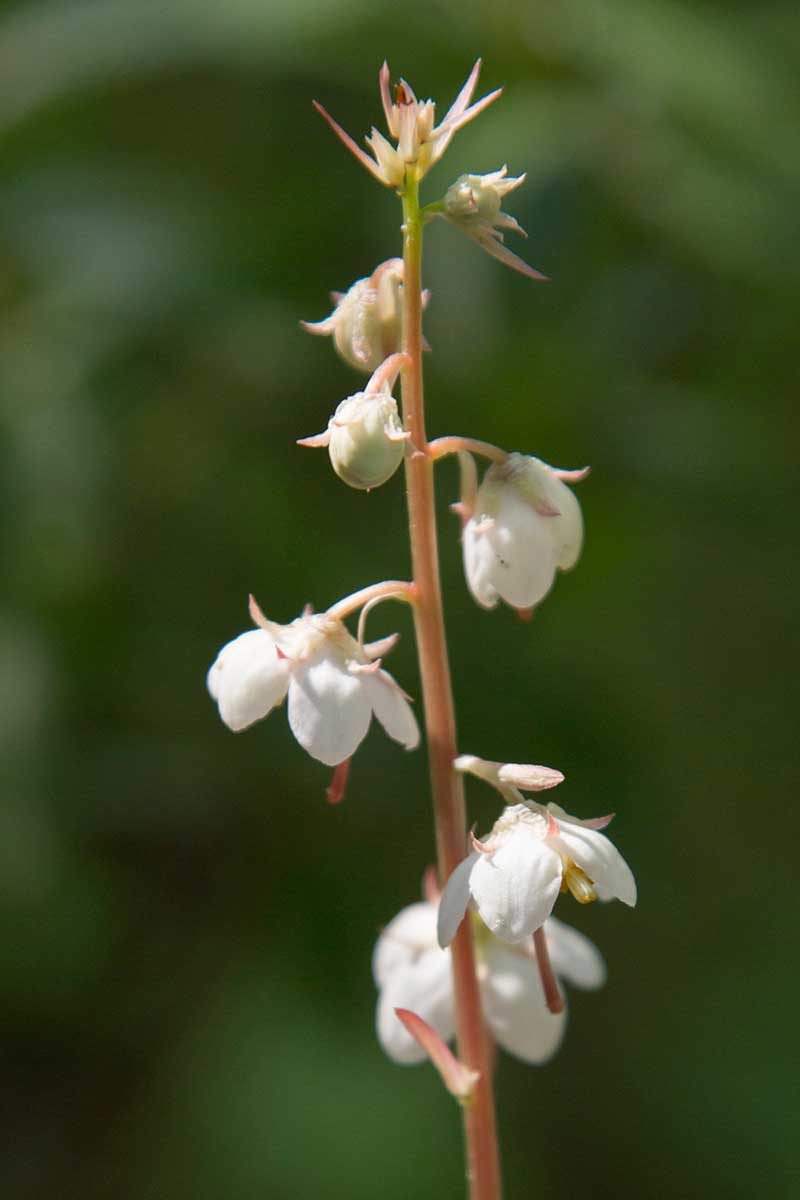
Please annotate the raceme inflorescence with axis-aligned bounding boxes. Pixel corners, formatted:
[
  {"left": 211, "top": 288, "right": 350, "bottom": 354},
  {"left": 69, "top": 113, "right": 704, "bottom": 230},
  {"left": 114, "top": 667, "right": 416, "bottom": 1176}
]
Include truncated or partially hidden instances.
[{"left": 207, "top": 61, "right": 636, "bottom": 1200}]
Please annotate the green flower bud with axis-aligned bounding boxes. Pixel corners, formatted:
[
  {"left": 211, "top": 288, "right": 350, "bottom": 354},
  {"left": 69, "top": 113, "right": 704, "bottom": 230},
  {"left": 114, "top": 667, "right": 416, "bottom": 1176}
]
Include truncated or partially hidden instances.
[{"left": 328, "top": 391, "right": 407, "bottom": 490}]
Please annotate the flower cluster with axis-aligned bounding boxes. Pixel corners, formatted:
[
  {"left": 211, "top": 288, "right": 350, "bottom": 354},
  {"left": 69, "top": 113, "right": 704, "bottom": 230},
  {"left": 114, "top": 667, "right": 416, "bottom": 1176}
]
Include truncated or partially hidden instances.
[
  {"left": 207, "top": 60, "right": 637, "bottom": 1108},
  {"left": 374, "top": 895, "right": 605, "bottom": 1066}
]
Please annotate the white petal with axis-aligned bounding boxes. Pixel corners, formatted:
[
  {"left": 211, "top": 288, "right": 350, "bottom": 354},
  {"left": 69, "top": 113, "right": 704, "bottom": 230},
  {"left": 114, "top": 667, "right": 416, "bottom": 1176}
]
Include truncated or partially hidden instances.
[
  {"left": 480, "top": 939, "right": 566, "bottom": 1064},
  {"left": 366, "top": 670, "right": 420, "bottom": 751},
  {"left": 376, "top": 947, "right": 454, "bottom": 1064},
  {"left": 287, "top": 648, "right": 372, "bottom": 766},
  {"left": 206, "top": 629, "right": 290, "bottom": 732},
  {"left": 544, "top": 917, "right": 606, "bottom": 990},
  {"left": 490, "top": 489, "right": 558, "bottom": 608},
  {"left": 437, "top": 853, "right": 478, "bottom": 947},
  {"left": 546, "top": 476, "right": 583, "bottom": 571},
  {"left": 550, "top": 808, "right": 637, "bottom": 907},
  {"left": 372, "top": 902, "right": 438, "bottom": 988},
  {"left": 468, "top": 828, "right": 562, "bottom": 943},
  {"left": 462, "top": 518, "right": 500, "bottom": 609}
]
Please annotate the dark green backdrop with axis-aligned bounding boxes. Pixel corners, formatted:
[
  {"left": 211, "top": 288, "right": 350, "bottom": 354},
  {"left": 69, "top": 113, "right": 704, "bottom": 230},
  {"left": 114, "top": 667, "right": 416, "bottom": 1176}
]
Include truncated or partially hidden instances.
[{"left": 1, "top": 1, "right": 797, "bottom": 1197}]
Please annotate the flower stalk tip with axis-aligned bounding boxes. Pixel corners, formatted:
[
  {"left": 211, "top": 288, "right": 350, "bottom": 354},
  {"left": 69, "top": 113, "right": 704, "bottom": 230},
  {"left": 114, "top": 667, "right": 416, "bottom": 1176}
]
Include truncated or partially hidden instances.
[{"left": 314, "top": 60, "right": 502, "bottom": 191}]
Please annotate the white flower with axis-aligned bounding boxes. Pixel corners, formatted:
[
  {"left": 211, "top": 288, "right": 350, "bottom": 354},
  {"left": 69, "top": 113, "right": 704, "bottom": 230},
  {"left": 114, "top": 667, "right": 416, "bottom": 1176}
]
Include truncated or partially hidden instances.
[
  {"left": 314, "top": 59, "right": 502, "bottom": 190},
  {"left": 441, "top": 167, "right": 547, "bottom": 281},
  {"left": 207, "top": 605, "right": 419, "bottom": 767},
  {"left": 301, "top": 258, "right": 412, "bottom": 375},
  {"left": 437, "top": 800, "right": 637, "bottom": 948},
  {"left": 298, "top": 353, "right": 410, "bottom": 490},
  {"left": 373, "top": 900, "right": 604, "bottom": 1066},
  {"left": 462, "top": 452, "right": 587, "bottom": 614}
]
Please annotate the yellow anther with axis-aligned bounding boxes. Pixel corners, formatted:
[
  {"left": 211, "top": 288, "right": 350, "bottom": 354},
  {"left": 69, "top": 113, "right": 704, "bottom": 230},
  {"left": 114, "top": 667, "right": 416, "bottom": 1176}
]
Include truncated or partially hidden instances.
[{"left": 563, "top": 861, "right": 597, "bottom": 905}]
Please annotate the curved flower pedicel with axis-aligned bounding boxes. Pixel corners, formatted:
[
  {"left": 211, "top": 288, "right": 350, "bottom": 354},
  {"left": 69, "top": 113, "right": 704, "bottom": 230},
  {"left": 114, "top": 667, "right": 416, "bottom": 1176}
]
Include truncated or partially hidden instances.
[
  {"left": 374, "top": 896, "right": 605, "bottom": 1067},
  {"left": 461, "top": 452, "right": 589, "bottom": 615},
  {"left": 313, "top": 59, "right": 502, "bottom": 190},
  {"left": 207, "top": 592, "right": 418, "bottom": 767},
  {"left": 437, "top": 756, "right": 637, "bottom": 947}
]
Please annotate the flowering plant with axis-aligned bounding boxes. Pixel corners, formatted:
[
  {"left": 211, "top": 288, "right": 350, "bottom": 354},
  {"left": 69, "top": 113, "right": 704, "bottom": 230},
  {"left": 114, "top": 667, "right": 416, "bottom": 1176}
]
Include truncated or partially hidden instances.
[{"left": 207, "top": 60, "right": 636, "bottom": 1200}]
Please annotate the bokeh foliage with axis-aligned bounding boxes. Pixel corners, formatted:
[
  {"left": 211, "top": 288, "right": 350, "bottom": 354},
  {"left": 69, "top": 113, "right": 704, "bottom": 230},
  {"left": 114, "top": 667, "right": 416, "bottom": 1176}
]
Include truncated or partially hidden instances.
[{"left": 1, "top": 0, "right": 798, "bottom": 1197}]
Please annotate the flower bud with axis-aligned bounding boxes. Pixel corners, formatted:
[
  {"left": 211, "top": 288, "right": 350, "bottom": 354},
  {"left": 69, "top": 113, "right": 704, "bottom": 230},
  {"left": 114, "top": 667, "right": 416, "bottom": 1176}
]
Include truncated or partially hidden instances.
[
  {"left": 328, "top": 390, "right": 406, "bottom": 489},
  {"left": 444, "top": 171, "right": 511, "bottom": 225},
  {"left": 298, "top": 353, "right": 410, "bottom": 491},
  {"left": 438, "top": 167, "right": 547, "bottom": 281},
  {"left": 302, "top": 259, "right": 407, "bottom": 375}
]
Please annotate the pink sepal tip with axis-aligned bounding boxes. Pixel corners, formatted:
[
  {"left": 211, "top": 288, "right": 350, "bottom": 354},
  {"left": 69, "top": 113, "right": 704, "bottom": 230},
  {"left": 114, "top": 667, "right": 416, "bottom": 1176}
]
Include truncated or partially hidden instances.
[
  {"left": 470, "top": 828, "right": 495, "bottom": 856},
  {"left": 394, "top": 1009, "right": 480, "bottom": 1103},
  {"left": 581, "top": 812, "right": 615, "bottom": 830},
  {"left": 553, "top": 465, "right": 591, "bottom": 484}
]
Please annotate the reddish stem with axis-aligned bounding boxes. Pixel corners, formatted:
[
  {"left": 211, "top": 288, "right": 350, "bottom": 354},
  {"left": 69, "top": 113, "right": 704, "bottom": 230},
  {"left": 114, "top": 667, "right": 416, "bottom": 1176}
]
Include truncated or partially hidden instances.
[{"left": 401, "top": 172, "right": 503, "bottom": 1200}]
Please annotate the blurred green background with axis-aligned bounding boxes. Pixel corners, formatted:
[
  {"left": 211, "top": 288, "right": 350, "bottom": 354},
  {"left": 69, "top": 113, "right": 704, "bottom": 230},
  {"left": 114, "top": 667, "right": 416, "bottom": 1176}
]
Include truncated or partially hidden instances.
[{"left": 1, "top": 0, "right": 798, "bottom": 1197}]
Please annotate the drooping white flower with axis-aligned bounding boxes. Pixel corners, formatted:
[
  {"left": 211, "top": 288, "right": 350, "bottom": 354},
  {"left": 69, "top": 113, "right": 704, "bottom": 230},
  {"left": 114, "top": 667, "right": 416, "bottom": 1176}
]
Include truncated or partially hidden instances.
[
  {"left": 313, "top": 60, "right": 502, "bottom": 190},
  {"left": 461, "top": 452, "right": 588, "bottom": 615},
  {"left": 207, "top": 602, "right": 419, "bottom": 767},
  {"left": 297, "top": 353, "right": 409, "bottom": 490},
  {"left": 301, "top": 259, "right": 414, "bottom": 375},
  {"left": 373, "top": 899, "right": 604, "bottom": 1067},
  {"left": 437, "top": 795, "right": 637, "bottom": 949},
  {"left": 440, "top": 167, "right": 547, "bottom": 281}
]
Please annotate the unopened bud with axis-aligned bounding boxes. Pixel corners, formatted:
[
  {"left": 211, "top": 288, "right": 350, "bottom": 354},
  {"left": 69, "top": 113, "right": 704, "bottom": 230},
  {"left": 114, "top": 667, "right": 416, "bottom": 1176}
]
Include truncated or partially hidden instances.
[
  {"left": 445, "top": 172, "right": 508, "bottom": 224},
  {"left": 437, "top": 167, "right": 547, "bottom": 282},
  {"left": 302, "top": 259, "right": 407, "bottom": 375},
  {"left": 328, "top": 390, "right": 407, "bottom": 489}
]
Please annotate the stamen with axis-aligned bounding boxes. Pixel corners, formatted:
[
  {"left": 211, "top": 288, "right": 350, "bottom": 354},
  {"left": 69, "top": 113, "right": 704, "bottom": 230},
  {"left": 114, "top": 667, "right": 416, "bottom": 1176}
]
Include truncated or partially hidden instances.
[
  {"left": 564, "top": 862, "right": 597, "bottom": 904},
  {"left": 533, "top": 927, "right": 565, "bottom": 1014}
]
